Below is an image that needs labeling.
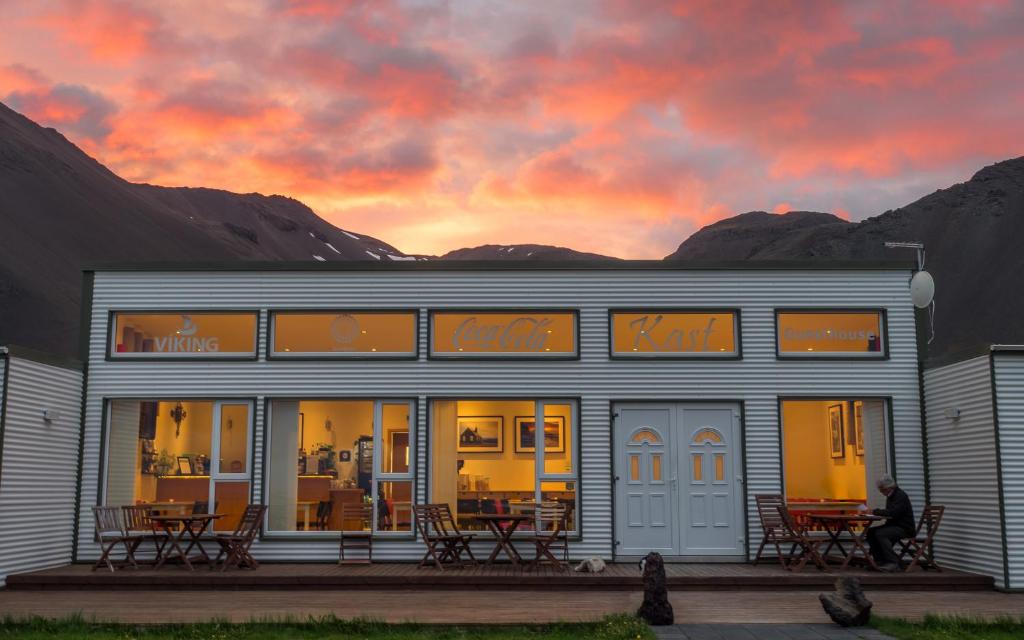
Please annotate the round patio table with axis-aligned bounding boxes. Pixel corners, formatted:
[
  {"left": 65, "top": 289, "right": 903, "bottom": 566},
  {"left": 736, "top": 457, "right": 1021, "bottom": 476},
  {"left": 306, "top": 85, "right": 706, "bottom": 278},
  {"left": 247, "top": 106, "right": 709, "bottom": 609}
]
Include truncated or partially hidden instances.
[
  {"left": 474, "top": 513, "right": 533, "bottom": 565},
  {"left": 808, "top": 513, "right": 883, "bottom": 571},
  {"left": 151, "top": 513, "right": 222, "bottom": 570}
]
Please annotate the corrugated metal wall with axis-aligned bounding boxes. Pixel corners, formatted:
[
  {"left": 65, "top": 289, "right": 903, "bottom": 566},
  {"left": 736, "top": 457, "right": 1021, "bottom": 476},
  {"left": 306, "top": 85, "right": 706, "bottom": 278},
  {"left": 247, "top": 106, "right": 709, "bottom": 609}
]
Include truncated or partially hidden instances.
[
  {"left": 76, "top": 268, "right": 923, "bottom": 562},
  {"left": 923, "top": 355, "right": 1005, "bottom": 586},
  {"left": 0, "top": 355, "right": 83, "bottom": 584},
  {"left": 994, "top": 353, "right": 1024, "bottom": 590}
]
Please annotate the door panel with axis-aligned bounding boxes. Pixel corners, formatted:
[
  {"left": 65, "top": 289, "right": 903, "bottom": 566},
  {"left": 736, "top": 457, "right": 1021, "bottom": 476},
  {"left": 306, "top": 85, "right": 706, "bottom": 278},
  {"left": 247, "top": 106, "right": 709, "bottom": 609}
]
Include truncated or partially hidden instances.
[
  {"left": 614, "top": 406, "right": 676, "bottom": 556},
  {"left": 680, "top": 406, "right": 744, "bottom": 555}
]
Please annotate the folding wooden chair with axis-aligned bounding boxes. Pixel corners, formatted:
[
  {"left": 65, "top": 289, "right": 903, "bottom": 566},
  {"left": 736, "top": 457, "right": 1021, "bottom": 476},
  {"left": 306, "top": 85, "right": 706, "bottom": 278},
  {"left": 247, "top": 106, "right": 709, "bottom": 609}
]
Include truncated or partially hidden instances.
[
  {"left": 898, "top": 504, "right": 944, "bottom": 571},
  {"left": 92, "top": 506, "right": 143, "bottom": 572},
  {"left": 414, "top": 504, "right": 476, "bottom": 570},
  {"left": 752, "top": 494, "right": 787, "bottom": 567},
  {"left": 122, "top": 504, "right": 169, "bottom": 561},
  {"left": 775, "top": 505, "right": 829, "bottom": 572},
  {"left": 213, "top": 504, "right": 266, "bottom": 571},
  {"left": 338, "top": 502, "right": 373, "bottom": 565},
  {"left": 529, "top": 502, "right": 570, "bottom": 571}
]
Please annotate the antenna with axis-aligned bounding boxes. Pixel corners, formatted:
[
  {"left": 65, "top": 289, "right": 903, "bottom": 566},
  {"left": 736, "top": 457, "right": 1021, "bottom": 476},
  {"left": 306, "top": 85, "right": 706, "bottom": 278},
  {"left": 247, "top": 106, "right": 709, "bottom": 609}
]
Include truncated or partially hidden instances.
[
  {"left": 884, "top": 241, "right": 925, "bottom": 270},
  {"left": 885, "top": 241, "right": 935, "bottom": 344}
]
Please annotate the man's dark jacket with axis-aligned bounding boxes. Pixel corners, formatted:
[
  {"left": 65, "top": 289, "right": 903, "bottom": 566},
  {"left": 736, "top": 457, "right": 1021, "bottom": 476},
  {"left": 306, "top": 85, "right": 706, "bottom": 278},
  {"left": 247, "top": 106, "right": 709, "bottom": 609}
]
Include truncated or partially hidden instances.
[{"left": 873, "top": 486, "right": 915, "bottom": 534}]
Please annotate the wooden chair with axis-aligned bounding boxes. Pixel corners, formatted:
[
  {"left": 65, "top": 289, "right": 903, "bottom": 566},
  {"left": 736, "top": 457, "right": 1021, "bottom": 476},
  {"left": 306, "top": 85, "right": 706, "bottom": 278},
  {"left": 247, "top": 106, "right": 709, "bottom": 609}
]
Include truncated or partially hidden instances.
[
  {"left": 530, "top": 502, "right": 570, "bottom": 570},
  {"left": 898, "top": 505, "right": 945, "bottom": 571},
  {"left": 775, "top": 505, "right": 829, "bottom": 572},
  {"left": 121, "top": 505, "right": 168, "bottom": 561},
  {"left": 752, "top": 494, "right": 787, "bottom": 567},
  {"left": 413, "top": 503, "right": 476, "bottom": 570},
  {"left": 213, "top": 504, "right": 266, "bottom": 571},
  {"left": 315, "top": 500, "right": 333, "bottom": 531},
  {"left": 338, "top": 502, "right": 373, "bottom": 565},
  {"left": 92, "top": 506, "right": 143, "bottom": 572}
]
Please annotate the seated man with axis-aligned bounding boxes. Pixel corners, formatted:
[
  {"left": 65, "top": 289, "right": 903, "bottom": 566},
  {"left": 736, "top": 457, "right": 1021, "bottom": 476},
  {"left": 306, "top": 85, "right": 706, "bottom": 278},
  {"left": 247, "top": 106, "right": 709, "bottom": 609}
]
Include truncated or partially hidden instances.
[{"left": 866, "top": 474, "right": 915, "bottom": 572}]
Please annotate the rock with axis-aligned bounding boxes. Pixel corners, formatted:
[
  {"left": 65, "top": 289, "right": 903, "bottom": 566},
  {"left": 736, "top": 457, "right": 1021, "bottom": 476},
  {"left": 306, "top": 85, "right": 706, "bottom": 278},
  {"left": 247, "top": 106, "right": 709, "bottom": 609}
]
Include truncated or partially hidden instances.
[
  {"left": 637, "top": 551, "right": 674, "bottom": 625},
  {"left": 819, "top": 576, "right": 873, "bottom": 627}
]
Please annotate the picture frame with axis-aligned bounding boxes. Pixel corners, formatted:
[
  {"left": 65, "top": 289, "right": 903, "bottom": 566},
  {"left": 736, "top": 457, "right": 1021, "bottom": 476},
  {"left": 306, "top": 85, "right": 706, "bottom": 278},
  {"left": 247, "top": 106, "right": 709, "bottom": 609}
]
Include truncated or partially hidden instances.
[
  {"left": 514, "top": 416, "right": 565, "bottom": 453},
  {"left": 456, "top": 416, "right": 504, "bottom": 453},
  {"left": 177, "top": 456, "right": 193, "bottom": 475},
  {"left": 853, "top": 402, "right": 865, "bottom": 456},
  {"left": 828, "top": 404, "right": 845, "bottom": 459}
]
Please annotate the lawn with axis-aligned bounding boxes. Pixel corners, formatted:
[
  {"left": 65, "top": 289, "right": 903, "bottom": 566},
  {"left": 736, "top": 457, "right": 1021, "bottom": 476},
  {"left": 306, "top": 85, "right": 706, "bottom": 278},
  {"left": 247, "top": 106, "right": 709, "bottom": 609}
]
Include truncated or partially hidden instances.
[
  {"left": 873, "top": 615, "right": 1024, "bottom": 640},
  {"left": 0, "top": 614, "right": 654, "bottom": 640}
]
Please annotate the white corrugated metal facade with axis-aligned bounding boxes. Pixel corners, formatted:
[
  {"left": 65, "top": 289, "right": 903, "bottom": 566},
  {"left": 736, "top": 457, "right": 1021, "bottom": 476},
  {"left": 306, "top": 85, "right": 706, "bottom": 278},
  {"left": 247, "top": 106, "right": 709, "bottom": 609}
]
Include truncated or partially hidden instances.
[
  {"left": 0, "top": 349, "right": 83, "bottom": 584},
  {"left": 993, "top": 351, "right": 1024, "bottom": 590},
  {"left": 922, "top": 354, "right": 1005, "bottom": 585},
  {"left": 75, "top": 266, "right": 925, "bottom": 562}
]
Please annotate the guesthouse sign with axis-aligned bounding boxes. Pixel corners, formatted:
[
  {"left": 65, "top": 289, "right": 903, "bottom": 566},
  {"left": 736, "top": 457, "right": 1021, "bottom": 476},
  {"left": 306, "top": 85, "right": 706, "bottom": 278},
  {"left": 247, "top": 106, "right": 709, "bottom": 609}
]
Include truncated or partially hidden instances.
[{"left": 430, "top": 311, "right": 577, "bottom": 357}]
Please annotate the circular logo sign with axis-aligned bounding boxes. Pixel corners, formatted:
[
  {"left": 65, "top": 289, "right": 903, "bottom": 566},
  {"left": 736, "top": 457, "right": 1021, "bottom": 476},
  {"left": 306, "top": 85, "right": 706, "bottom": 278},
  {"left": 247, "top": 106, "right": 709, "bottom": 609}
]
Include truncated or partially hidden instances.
[{"left": 330, "top": 314, "right": 360, "bottom": 346}]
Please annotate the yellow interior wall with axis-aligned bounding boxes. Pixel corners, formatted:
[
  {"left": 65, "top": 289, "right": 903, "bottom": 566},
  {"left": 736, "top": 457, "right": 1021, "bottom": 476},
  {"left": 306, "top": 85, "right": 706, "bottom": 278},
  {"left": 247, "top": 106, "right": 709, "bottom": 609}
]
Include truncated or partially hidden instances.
[
  {"left": 782, "top": 400, "right": 866, "bottom": 501},
  {"left": 295, "top": 400, "right": 373, "bottom": 484}
]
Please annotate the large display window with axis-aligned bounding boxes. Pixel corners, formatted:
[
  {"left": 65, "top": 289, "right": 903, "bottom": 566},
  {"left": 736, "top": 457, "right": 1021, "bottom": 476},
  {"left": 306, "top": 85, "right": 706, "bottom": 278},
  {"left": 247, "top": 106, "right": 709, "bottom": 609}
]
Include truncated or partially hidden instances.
[
  {"left": 266, "top": 399, "right": 414, "bottom": 534},
  {"left": 431, "top": 399, "right": 578, "bottom": 533},
  {"left": 110, "top": 312, "right": 258, "bottom": 358},
  {"left": 270, "top": 311, "right": 417, "bottom": 358},
  {"left": 103, "top": 399, "right": 253, "bottom": 531},
  {"left": 610, "top": 310, "right": 739, "bottom": 357},
  {"left": 776, "top": 310, "right": 886, "bottom": 357},
  {"left": 430, "top": 311, "right": 577, "bottom": 358}
]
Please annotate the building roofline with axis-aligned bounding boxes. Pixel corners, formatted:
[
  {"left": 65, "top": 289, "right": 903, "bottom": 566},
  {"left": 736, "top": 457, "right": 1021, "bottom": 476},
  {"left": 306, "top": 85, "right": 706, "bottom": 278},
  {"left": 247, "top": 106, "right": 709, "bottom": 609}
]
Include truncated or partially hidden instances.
[
  {"left": 924, "top": 344, "right": 1024, "bottom": 370},
  {"left": 83, "top": 259, "right": 918, "bottom": 273},
  {"left": 0, "top": 345, "right": 83, "bottom": 371}
]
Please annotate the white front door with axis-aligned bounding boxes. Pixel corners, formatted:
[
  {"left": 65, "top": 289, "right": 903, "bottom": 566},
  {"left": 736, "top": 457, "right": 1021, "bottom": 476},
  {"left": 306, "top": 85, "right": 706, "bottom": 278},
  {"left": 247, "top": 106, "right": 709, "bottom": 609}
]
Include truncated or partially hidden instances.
[{"left": 614, "top": 403, "right": 745, "bottom": 559}]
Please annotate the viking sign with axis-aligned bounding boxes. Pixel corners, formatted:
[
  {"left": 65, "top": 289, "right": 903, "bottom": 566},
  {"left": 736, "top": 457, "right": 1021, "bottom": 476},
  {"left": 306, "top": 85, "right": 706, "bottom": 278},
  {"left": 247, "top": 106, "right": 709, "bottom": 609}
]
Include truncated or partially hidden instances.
[
  {"left": 611, "top": 312, "right": 737, "bottom": 356},
  {"left": 431, "top": 312, "right": 576, "bottom": 356},
  {"left": 112, "top": 312, "right": 257, "bottom": 356}
]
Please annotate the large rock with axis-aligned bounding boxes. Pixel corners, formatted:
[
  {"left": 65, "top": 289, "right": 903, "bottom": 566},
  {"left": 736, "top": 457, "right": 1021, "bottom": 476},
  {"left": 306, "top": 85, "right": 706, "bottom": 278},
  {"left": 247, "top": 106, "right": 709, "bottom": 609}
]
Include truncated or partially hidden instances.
[{"left": 819, "top": 576, "right": 873, "bottom": 627}]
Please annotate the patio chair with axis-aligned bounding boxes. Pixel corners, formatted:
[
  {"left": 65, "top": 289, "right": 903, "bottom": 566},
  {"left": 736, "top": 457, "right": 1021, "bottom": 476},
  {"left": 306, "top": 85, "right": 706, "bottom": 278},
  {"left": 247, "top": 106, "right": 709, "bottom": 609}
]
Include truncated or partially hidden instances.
[
  {"left": 213, "top": 503, "right": 266, "bottom": 571},
  {"left": 775, "top": 505, "right": 829, "bottom": 572},
  {"left": 92, "top": 506, "right": 144, "bottom": 572},
  {"left": 338, "top": 502, "right": 373, "bottom": 565},
  {"left": 529, "top": 502, "right": 570, "bottom": 571},
  {"left": 413, "top": 503, "right": 476, "bottom": 570},
  {"left": 315, "top": 500, "right": 333, "bottom": 531},
  {"left": 752, "top": 494, "right": 787, "bottom": 567},
  {"left": 897, "top": 504, "right": 945, "bottom": 571},
  {"left": 122, "top": 504, "right": 169, "bottom": 561}
]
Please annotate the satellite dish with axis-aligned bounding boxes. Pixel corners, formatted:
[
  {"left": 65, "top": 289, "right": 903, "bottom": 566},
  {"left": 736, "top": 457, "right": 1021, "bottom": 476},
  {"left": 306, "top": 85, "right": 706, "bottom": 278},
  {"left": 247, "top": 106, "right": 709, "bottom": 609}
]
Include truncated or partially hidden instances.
[{"left": 910, "top": 270, "right": 935, "bottom": 308}]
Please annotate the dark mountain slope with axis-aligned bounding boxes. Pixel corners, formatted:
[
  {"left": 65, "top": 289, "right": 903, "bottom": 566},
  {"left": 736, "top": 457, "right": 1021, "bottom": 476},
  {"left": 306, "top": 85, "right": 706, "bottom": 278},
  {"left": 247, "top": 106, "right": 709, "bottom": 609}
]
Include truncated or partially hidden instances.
[{"left": 440, "top": 243, "right": 616, "bottom": 261}]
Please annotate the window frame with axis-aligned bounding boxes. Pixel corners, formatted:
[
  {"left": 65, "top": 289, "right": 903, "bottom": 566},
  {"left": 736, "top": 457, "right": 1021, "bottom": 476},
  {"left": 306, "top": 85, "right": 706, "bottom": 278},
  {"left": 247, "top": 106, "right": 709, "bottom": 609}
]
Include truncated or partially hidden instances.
[
  {"left": 260, "top": 396, "right": 418, "bottom": 540},
  {"left": 773, "top": 308, "right": 890, "bottom": 360},
  {"left": 607, "top": 308, "right": 743, "bottom": 360},
  {"left": 266, "top": 309, "right": 421, "bottom": 360},
  {"left": 427, "top": 309, "right": 580, "bottom": 360},
  {"left": 106, "top": 310, "right": 260, "bottom": 361}
]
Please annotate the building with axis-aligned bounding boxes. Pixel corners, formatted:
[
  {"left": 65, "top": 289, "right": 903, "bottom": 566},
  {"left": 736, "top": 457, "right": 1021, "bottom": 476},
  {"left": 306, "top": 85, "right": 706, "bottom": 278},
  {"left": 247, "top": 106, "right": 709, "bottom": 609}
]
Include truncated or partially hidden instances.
[
  {"left": 0, "top": 346, "right": 82, "bottom": 584},
  {"left": 923, "top": 345, "right": 1024, "bottom": 590},
  {"left": 69, "top": 260, "right": 926, "bottom": 563}
]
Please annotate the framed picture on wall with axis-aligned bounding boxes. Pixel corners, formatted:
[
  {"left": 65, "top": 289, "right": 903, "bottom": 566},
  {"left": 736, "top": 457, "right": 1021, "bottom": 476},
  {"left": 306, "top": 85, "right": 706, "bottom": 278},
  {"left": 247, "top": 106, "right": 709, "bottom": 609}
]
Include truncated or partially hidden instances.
[
  {"left": 828, "top": 404, "right": 845, "bottom": 459},
  {"left": 514, "top": 416, "right": 565, "bottom": 453},
  {"left": 177, "top": 456, "right": 193, "bottom": 475},
  {"left": 456, "top": 416, "right": 504, "bottom": 453},
  {"left": 853, "top": 402, "right": 865, "bottom": 456}
]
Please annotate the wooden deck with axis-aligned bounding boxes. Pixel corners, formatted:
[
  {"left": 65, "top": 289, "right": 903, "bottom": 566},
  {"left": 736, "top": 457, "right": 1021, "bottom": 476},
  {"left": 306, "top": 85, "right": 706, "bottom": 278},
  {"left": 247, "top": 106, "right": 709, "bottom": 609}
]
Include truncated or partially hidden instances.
[{"left": 6, "top": 561, "right": 993, "bottom": 591}]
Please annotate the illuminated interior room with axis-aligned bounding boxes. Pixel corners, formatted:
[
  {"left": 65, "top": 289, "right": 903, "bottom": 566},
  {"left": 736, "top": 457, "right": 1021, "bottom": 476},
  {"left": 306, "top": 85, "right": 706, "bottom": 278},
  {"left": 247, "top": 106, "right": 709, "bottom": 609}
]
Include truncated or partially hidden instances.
[{"left": 431, "top": 399, "right": 577, "bottom": 532}]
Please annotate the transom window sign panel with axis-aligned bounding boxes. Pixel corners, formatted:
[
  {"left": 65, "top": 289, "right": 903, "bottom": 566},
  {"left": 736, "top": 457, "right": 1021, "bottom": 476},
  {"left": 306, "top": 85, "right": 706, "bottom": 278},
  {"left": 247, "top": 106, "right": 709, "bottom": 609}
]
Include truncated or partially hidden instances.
[
  {"left": 111, "top": 312, "right": 257, "bottom": 357},
  {"left": 611, "top": 311, "right": 738, "bottom": 357},
  {"left": 430, "top": 311, "right": 576, "bottom": 357},
  {"left": 776, "top": 310, "right": 885, "bottom": 356},
  {"left": 271, "top": 311, "right": 417, "bottom": 357}
]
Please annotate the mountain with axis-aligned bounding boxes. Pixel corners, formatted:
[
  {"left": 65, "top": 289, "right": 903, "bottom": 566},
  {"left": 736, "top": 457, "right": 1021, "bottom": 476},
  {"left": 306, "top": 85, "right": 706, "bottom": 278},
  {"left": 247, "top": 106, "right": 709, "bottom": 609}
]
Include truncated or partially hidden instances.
[
  {"left": 667, "top": 156, "right": 1024, "bottom": 359},
  {"left": 0, "top": 102, "right": 411, "bottom": 357},
  {"left": 440, "top": 244, "right": 617, "bottom": 261}
]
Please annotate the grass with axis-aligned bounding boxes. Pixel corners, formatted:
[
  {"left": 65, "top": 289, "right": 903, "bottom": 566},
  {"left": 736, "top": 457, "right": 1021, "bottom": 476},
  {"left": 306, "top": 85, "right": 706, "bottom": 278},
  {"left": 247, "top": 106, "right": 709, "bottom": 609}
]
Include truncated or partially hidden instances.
[
  {"left": 872, "top": 614, "right": 1024, "bottom": 640},
  {"left": 0, "top": 614, "right": 654, "bottom": 640}
]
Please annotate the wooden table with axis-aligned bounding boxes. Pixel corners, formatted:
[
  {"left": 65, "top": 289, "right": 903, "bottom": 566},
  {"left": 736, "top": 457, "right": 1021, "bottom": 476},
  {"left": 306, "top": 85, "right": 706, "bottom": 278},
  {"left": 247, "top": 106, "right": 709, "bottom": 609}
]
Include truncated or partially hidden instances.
[
  {"left": 809, "top": 513, "right": 883, "bottom": 570},
  {"left": 474, "top": 514, "right": 533, "bottom": 565},
  {"left": 151, "top": 514, "right": 222, "bottom": 570}
]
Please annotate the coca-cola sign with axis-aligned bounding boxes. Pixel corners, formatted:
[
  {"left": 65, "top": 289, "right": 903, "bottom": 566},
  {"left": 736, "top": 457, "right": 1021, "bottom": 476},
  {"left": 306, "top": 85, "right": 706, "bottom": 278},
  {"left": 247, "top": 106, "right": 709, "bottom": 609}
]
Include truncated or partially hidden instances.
[{"left": 431, "top": 311, "right": 576, "bottom": 356}]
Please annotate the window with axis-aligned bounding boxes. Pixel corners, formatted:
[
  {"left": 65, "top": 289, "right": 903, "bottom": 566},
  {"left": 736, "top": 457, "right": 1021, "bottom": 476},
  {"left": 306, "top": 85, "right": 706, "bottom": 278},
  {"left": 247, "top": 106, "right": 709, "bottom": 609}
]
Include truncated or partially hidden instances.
[
  {"left": 110, "top": 312, "right": 257, "bottom": 358},
  {"left": 781, "top": 399, "right": 891, "bottom": 514},
  {"left": 610, "top": 311, "right": 739, "bottom": 357},
  {"left": 104, "top": 399, "right": 253, "bottom": 531},
  {"left": 270, "top": 311, "right": 417, "bottom": 357},
  {"left": 776, "top": 310, "right": 886, "bottom": 357},
  {"left": 431, "top": 399, "right": 578, "bottom": 533},
  {"left": 266, "top": 399, "right": 414, "bottom": 534},
  {"left": 430, "top": 311, "right": 577, "bottom": 358}
]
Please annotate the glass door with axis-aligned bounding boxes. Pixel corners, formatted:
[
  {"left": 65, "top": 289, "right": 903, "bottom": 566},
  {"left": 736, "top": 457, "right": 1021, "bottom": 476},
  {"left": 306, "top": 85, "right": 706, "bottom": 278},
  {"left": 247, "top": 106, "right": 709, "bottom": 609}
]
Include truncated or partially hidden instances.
[
  {"left": 209, "top": 401, "right": 253, "bottom": 531},
  {"left": 374, "top": 400, "right": 415, "bottom": 533},
  {"left": 535, "top": 399, "right": 577, "bottom": 532}
]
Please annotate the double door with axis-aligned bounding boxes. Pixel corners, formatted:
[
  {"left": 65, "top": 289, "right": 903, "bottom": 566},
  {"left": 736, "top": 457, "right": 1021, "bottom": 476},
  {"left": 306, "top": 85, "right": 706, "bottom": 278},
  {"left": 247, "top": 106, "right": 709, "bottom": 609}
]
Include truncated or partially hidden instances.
[{"left": 613, "top": 403, "right": 745, "bottom": 559}]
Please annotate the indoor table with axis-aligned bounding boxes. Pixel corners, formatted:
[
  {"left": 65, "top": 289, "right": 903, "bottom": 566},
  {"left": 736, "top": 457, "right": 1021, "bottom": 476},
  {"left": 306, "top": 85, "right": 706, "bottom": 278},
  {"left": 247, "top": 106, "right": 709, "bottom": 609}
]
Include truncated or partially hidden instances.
[
  {"left": 474, "top": 513, "right": 532, "bottom": 565},
  {"left": 808, "top": 513, "right": 883, "bottom": 570},
  {"left": 151, "top": 513, "right": 222, "bottom": 570}
]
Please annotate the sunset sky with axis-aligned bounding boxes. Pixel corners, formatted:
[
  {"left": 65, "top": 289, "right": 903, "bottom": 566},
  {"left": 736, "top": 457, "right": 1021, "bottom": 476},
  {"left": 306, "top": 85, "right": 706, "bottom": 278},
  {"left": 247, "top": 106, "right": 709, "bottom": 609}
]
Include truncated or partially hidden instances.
[{"left": 2, "top": 1, "right": 1022, "bottom": 258}]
